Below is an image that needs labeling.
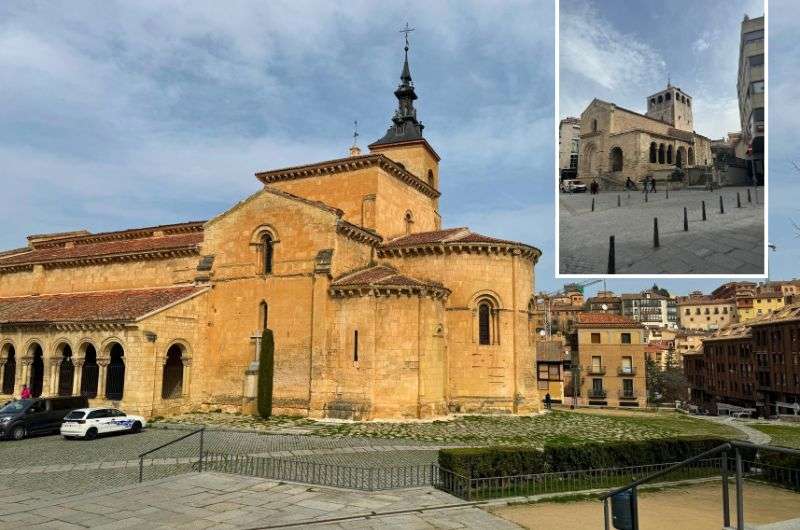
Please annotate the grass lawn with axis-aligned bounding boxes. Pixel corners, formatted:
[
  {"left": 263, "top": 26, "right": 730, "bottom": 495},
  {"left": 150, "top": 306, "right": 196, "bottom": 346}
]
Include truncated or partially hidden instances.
[
  {"left": 750, "top": 423, "right": 800, "bottom": 449},
  {"left": 157, "top": 409, "right": 742, "bottom": 447}
]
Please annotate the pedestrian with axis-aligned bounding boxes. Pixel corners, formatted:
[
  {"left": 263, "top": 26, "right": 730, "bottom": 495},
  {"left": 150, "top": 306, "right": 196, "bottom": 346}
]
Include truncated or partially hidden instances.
[
  {"left": 642, "top": 176, "right": 649, "bottom": 193},
  {"left": 544, "top": 393, "right": 552, "bottom": 409},
  {"left": 590, "top": 179, "right": 599, "bottom": 195},
  {"left": 625, "top": 176, "right": 635, "bottom": 190},
  {"left": 651, "top": 178, "right": 657, "bottom": 193},
  {"left": 20, "top": 384, "right": 31, "bottom": 399}
]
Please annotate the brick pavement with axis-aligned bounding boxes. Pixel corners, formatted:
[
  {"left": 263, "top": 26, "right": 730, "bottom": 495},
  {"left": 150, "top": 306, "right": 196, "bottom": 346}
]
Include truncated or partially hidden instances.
[
  {"left": 559, "top": 186, "right": 765, "bottom": 274},
  {"left": 0, "top": 472, "right": 520, "bottom": 529}
]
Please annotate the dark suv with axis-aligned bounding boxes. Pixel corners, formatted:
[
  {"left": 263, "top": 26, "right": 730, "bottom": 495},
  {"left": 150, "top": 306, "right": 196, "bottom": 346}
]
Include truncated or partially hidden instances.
[{"left": 0, "top": 396, "right": 89, "bottom": 440}]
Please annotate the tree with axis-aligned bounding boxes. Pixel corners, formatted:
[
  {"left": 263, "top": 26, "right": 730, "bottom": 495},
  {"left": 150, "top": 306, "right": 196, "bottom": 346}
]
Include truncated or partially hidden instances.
[
  {"left": 646, "top": 347, "right": 689, "bottom": 404},
  {"left": 257, "top": 328, "right": 275, "bottom": 418},
  {"left": 645, "top": 356, "right": 662, "bottom": 403},
  {"left": 650, "top": 283, "right": 670, "bottom": 298}
]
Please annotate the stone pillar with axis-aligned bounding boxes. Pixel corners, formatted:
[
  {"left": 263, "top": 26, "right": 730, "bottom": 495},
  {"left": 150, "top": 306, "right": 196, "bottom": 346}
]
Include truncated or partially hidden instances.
[
  {"left": 0, "top": 359, "right": 5, "bottom": 396},
  {"left": 97, "top": 357, "right": 110, "bottom": 400},
  {"left": 72, "top": 358, "right": 84, "bottom": 396},
  {"left": 48, "top": 358, "right": 61, "bottom": 396},
  {"left": 181, "top": 357, "right": 192, "bottom": 398},
  {"left": 17, "top": 357, "right": 32, "bottom": 396}
]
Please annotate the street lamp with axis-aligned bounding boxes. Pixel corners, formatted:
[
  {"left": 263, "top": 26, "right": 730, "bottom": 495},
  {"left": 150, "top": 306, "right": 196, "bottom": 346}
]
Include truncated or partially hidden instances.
[{"left": 767, "top": 243, "right": 777, "bottom": 282}]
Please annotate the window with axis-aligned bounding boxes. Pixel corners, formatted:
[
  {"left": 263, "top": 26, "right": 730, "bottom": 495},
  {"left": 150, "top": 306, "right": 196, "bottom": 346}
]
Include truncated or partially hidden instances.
[
  {"left": 591, "top": 333, "right": 601, "bottom": 344},
  {"left": 649, "top": 142, "right": 657, "bottom": 163},
  {"left": 404, "top": 211, "right": 414, "bottom": 235},
  {"left": 261, "top": 233, "right": 273, "bottom": 275},
  {"left": 665, "top": 92, "right": 671, "bottom": 101},
  {"left": 610, "top": 147, "right": 623, "bottom": 171},
  {"left": 538, "top": 364, "right": 549, "bottom": 380},
  {"left": 592, "top": 119, "right": 598, "bottom": 132},
  {"left": 621, "top": 333, "right": 631, "bottom": 344},
  {"left": 623, "top": 378, "right": 634, "bottom": 396},
  {"left": 259, "top": 301, "right": 268, "bottom": 331},
  {"left": 353, "top": 330, "right": 359, "bottom": 362},
  {"left": 569, "top": 154, "right": 578, "bottom": 168},
  {"left": 658, "top": 144, "right": 665, "bottom": 164},
  {"left": 658, "top": 95, "right": 663, "bottom": 104},
  {"left": 650, "top": 98, "right": 656, "bottom": 106},
  {"left": 479, "top": 303, "right": 492, "bottom": 345},
  {"left": 571, "top": 138, "right": 579, "bottom": 153},
  {"left": 749, "top": 54, "right": 764, "bottom": 67},
  {"left": 667, "top": 145, "right": 673, "bottom": 165},
  {"left": 621, "top": 356, "right": 633, "bottom": 374},
  {"left": 750, "top": 81, "right": 764, "bottom": 95},
  {"left": 743, "top": 29, "right": 764, "bottom": 43},
  {"left": 427, "top": 169, "right": 434, "bottom": 188}
]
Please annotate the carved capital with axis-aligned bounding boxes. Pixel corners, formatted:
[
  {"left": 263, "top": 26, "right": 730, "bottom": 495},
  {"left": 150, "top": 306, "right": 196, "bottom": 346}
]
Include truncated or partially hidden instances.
[
  {"left": 73, "top": 358, "right": 85, "bottom": 368},
  {"left": 181, "top": 357, "right": 193, "bottom": 367},
  {"left": 49, "top": 358, "right": 62, "bottom": 368},
  {"left": 97, "top": 357, "right": 111, "bottom": 367},
  {"left": 21, "top": 356, "right": 33, "bottom": 366}
]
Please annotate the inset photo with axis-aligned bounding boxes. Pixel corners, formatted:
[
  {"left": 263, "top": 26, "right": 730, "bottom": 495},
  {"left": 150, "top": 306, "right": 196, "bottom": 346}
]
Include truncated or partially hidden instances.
[{"left": 557, "top": 0, "right": 766, "bottom": 276}]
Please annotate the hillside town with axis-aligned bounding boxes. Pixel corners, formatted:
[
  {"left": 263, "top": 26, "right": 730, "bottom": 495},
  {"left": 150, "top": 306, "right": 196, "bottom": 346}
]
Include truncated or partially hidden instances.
[{"left": 533, "top": 279, "right": 800, "bottom": 418}]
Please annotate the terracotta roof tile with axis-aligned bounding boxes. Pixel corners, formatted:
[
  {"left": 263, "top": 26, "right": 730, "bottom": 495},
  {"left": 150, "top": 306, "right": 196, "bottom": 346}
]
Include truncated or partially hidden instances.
[
  {"left": 382, "top": 228, "right": 540, "bottom": 256},
  {"left": 577, "top": 312, "right": 643, "bottom": 328},
  {"left": 0, "top": 286, "right": 206, "bottom": 324},
  {"left": 331, "top": 265, "right": 441, "bottom": 289}
]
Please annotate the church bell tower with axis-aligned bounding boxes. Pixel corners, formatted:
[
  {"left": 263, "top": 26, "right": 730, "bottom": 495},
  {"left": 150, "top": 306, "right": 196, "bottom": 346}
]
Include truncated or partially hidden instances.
[{"left": 645, "top": 82, "right": 694, "bottom": 132}]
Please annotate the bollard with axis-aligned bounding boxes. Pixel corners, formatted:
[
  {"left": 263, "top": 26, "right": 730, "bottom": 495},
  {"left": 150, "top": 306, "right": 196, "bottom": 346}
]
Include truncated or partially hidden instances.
[
  {"left": 720, "top": 195, "right": 725, "bottom": 214},
  {"left": 617, "top": 195, "right": 621, "bottom": 207},
  {"left": 591, "top": 197, "right": 595, "bottom": 212},
  {"left": 607, "top": 236, "right": 615, "bottom": 274},
  {"left": 666, "top": 188, "right": 669, "bottom": 199},
  {"left": 737, "top": 192, "right": 741, "bottom": 208},
  {"left": 683, "top": 207, "right": 688, "bottom": 231},
  {"left": 702, "top": 200, "right": 707, "bottom": 221},
  {"left": 653, "top": 218, "right": 660, "bottom": 248},
  {"left": 645, "top": 192, "right": 648, "bottom": 203},
  {"left": 747, "top": 188, "right": 752, "bottom": 203},
  {"left": 627, "top": 192, "right": 631, "bottom": 200}
]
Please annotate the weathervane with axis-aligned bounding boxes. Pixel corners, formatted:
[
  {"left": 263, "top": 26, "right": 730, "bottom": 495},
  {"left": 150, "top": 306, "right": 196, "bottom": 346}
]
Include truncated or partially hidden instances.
[{"left": 400, "top": 22, "right": 415, "bottom": 51}]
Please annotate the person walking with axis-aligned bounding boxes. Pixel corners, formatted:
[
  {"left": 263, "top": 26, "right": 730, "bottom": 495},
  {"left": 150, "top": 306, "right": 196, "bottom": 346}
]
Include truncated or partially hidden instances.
[
  {"left": 651, "top": 178, "right": 657, "bottom": 193},
  {"left": 20, "top": 384, "right": 31, "bottom": 399},
  {"left": 590, "top": 179, "right": 599, "bottom": 195},
  {"left": 544, "top": 393, "right": 552, "bottom": 410},
  {"left": 625, "top": 176, "right": 635, "bottom": 190}
]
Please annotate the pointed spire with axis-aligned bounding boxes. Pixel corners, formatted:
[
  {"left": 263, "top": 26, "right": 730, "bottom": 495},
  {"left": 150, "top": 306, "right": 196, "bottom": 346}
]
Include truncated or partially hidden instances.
[{"left": 371, "top": 23, "right": 425, "bottom": 147}]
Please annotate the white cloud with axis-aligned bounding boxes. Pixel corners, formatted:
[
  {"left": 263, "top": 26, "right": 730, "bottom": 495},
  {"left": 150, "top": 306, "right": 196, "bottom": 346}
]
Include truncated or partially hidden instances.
[{"left": 692, "top": 38, "right": 710, "bottom": 52}]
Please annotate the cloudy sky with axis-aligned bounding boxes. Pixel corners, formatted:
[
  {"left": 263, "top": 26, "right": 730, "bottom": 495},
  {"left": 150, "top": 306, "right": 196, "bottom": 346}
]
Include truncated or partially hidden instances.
[{"left": 0, "top": 0, "right": 794, "bottom": 299}]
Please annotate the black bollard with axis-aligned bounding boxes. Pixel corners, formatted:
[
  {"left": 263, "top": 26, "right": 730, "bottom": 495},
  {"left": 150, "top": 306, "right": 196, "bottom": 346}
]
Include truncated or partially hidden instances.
[
  {"left": 747, "top": 188, "right": 752, "bottom": 203},
  {"left": 607, "top": 236, "right": 615, "bottom": 274},
  {"left": 702, "top": 200, "right": 707, "bottom": 221},
  {"left": 645, "top": 192, "right": 648, "bottom": 203},
  {"left": 666, "top": 188, "right": 669, "bottom": 199},
  {"left": 627, "top": 192, "right": 631, "bottom": 200},
  {"left": 737, "top": 192, "right": 741, "bottom": 208},
  {"left": 653, "top": 218, "right": 660, "bottom": 248},
  {"left": 617, "top": 195, "right": 621, "bottom": 207},
  {"left": 720, "top": 195, "right": 725, "bottom": 214},
  {"left": 591, "top": 197, "right": 595, "bottom": 212},
  {"left": 684, "top": 207, "right": 688, "bottom": 231}
]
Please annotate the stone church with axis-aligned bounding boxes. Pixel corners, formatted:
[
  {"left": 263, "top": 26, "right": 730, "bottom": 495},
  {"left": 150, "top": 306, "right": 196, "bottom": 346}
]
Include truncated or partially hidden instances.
[
  {"left": 0, "top": 44, "right": 542, "bottom": 420},
  {"left": 577, "top": 84, "right": 713, "bottom": 188}
]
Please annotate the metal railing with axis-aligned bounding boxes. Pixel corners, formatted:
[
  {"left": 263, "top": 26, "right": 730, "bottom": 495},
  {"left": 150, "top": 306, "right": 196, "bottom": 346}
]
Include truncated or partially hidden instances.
[
  {"left": 599, "top": 441, "right": 800, "bottom": 530},
  {"left": 618, "top": 390, "right": 638, "bottom": 400},
  {"left": 436, "top": 458, "right": 722, "bottom": 502},
  {"left": 138, "top": 426, "right": 205, "bottom": 482},
  {"left": 588, "top": 388, "right": 608, "bottom": 398},
  {"left": 586, "top": 365, "right": 606, "bottom": 375},
  {"left": 618, "top": 366, "right": 636, "bottom": 376}
]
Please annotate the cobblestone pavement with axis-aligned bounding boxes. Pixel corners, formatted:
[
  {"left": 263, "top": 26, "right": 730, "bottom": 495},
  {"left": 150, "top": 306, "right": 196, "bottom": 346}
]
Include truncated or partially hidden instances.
[
  {"left": 559, "top": 186, "right": 765, "bottom": 274},
  {"left": 0, "top": 471, "right": 519, "bottom": 529}
]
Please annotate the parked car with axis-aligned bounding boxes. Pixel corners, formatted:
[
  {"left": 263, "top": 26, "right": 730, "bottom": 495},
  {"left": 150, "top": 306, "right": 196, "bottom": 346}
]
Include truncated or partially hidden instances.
[
  {"left": 560, "top": 179, "right": 588, "bottom": 193},
  {"left": 60, "top": 408, "right": 146, "bottom": 440},
  {"left": 0, "top": 396, "right": 89, "bottom": 440}
]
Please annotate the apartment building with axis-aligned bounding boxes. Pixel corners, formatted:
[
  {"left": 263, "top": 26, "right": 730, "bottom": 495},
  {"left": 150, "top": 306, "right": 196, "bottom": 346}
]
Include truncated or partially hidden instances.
[
  {"left": 737, "top": 14, "right": 765, "bottom": 185},
  {"left": 676, "top": 292, "right": 737, "bottom": 331},
  {"left": 621, "top": 291, "right": 678, "bottom": 329},
  {"left": 559, "top": 117, "right": 580, "bottom": 180}
]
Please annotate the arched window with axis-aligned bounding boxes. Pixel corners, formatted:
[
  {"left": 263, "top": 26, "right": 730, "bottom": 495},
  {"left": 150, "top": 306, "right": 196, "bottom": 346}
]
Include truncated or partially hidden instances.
[
  {"left": 658, "top": 144, "right": 665, "bottom": 164},
  {"left": 28, "top": 343, "right": 44, "bottom": 398},
  {"left": 592, "top": 119, "right": 598, "bottom": 132},
  {"left": 105, "top": 343, "right": 125, "bottom": 400},
  {"left": 676, "top": 146, "right": 685, "bottom": 168},
  {"left": 610, "top": 147, "right": 623, "bottom": 172},
  {"left": 650, "top": 98, "right": 656, "bottom": 106},
  {"left": 688, "top": 147, "right": 695, "bottom": 166},
  {"left": 162, "top": 344, "right": 184, "bottom": 399},
  {"left": 260, "top": 233, "right": 273, "bottom": 275},
  {"left": 478, "top": 303, "right": 492, "bottom": 345},
  {"left": 687, "top": 99, "right": 691, "bottom": 107},
  {"left": 404, "top": 211, "right": 414, "bottom": 235},
  {"left": 259, "top": 301, "right": 269, "bottom": 331},
  {"left": 80, "top": 344, "right": 98, "bottom": 398},
  {"left": 427, "top": 169, "right": 435, "bottom": 188},
  {"left": 57, "top": 343, "right": 74, "bottom": 396},
  {"left": 667, "top": 145, "right": 673, "bottom": 165},
  {"left": 665, "top": 92, "right": 671, "bottom": 101},
  {"left": 649, "top": 142, "right": 657, "bottom": 163},
  {"left": 1, "top": 344, "right": 15, "bottom": 395},
  {"left": 657, "top": 95, "right": 663, "bottom": 104}
]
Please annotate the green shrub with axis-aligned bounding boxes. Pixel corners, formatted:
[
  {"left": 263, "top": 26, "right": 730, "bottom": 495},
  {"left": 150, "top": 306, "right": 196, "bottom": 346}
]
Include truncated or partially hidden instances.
[
  {"left": 257, "top": 328, "right": 274, "bottom": 418},
  {"left": 439, "top": 446, "right": 546, "bottom": 478}
]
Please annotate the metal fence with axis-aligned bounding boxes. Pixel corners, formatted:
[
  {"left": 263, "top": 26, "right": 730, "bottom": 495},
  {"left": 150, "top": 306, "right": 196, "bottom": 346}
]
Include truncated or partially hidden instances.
[
  {"left": 204, "top": 451, "right": 438, "bottom": 491},
  {"left": 436, "top": 458, "right": 723, "bottom": 501},
  {"left": 138, "top": 427, "right": 205, "bottom": 483}
]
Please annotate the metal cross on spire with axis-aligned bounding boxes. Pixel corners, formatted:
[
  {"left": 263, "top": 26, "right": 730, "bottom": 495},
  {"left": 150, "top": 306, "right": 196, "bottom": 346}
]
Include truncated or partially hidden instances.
[
  {"left": 400, "top": 22, "right": 415, "bottom": 51},
  {"left": 352, "top": 120, "right": 359, "bottom": 147}
]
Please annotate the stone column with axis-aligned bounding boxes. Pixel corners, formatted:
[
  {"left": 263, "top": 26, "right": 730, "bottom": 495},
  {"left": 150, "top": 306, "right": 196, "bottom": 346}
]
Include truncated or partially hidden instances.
[
  {"left": 0, "top": 359, "right": 5, "bottom": 396},
  {"left": 181, "top": 357, "right": 192, "bottom": 398},
  {"left": 97, "top": 357, "right": 110, "bottom": 400},
  {"left": 72, "top": 358, "right": 84, "bottom": 396},
  {"left": 17, "top": 357, "right": 32, "bottom": 396},
  {"left": 48, "top": 358, "right": 61, "bottom": 396}
]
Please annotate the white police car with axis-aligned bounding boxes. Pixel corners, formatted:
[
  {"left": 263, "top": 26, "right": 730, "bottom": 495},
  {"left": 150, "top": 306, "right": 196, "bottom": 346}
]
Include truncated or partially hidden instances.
[{"left": 60, "top": 407, "right": 146, "bottom": 440}]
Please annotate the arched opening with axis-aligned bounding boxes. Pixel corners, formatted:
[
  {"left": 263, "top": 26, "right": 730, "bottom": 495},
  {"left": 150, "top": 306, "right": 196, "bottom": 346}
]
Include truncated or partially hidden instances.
[
  {"left": 427, "top": 169, "right": 434, "bottom": 188},
  {"left": 688, "top": 147, "right": 695, "bottom": 166},
  {"left": 162, "top": 344, "right": 184, "bottom": 399},
  {"left": 259, "top": 301, "right": 269, "bottom": 332},
  {"left": 478, "top": 303, "right": 492, "bottom": 345},
  {"left": 29, "top": 343, "right": 44, "bottom": 398},
  {"left": 667, "top": 145, "right": 673, "bottom": 165},
  {"left": 404, "top": 211, "right": 414, "bottom": 235},
  {"left": 658, "top": 144, "right": 665, "bottom": 164},
  {"left": 80, "top": 344, "right": 98, "bottom": 398},
  {"left": 650, "top": 98, "right": 656, "bottom": 106},
  {"left": 657, "top": 95, "right": 663, "bottom": 104},
  {"left": 591, "top": 119, "right": 598, "bottom": 132},
  {"left": 260, "top": 233, "right": 274, "bottom": 275},
  {"left": 665, "top": 92, "right": 671, "bottom": 101},
  {"left": 1, "top": 344, "right": 15, "bottom": 395},
  {"left": 687, "top": 99, "right": 691, "bottom": 107},
  {"left": 105, "top": 343, "right": 125, "bottom": 400},
  {"left": 649, "top": 142, "right": 657, "bottom": 163},
  {"left": 57, "top": 343, "right": 74, "bottom": 396},
  {"left": 475, "top": 295, "right": 500, "bottom": 346},
  {"left": 676, "top": 146, "right": 686, "bottom": 168},
  {"left": 609, "top": 147, "right": 623, "bottom": 172},
  {"left": 583, "top": 143, "right": 597, "bottom": 174}
]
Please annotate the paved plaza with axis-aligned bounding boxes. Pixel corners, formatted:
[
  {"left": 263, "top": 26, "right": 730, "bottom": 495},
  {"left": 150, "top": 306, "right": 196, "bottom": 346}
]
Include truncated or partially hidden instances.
[
  {"left": 559, "top": 186, "right": 765, "bottom": 274},
  {"left": 0, "top": 472, "right": 518, "bottom": 529}
]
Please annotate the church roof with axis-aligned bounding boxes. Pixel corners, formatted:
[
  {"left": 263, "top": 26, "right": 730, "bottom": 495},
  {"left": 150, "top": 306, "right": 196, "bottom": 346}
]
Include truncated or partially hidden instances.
[
  {"left": 330, "top": 264, "right": 449, "bottom": 299},
  {"left": 0, "top": 285, "right": 207, "bottom": 326},
  {"left": 379, "top": 228, "right": 541, "bottom": 261}
]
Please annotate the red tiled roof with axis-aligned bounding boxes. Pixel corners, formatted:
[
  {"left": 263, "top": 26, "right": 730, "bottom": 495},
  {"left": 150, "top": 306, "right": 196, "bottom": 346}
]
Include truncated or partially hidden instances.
[
  {"left": 331, "top": 265, "right": 442, "bottom": 289},
  {"left": 0, "top": 232, "right": 203, "bottom": 268},
  {"left": 382, "top": 228, "right": 539, "bottom": 254},
  {"left": 0, "top": 286, "right": 207, "bottom": 324},
  {"left": 577, "top": 312, "right": 643, "bottom": 328}
]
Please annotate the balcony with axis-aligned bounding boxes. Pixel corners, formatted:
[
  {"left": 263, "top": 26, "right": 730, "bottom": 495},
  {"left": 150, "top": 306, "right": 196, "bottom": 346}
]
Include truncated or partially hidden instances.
[
  {"left": 586, "top": 365, "right": 606, "bottom": 375},
  {"left": 618, "top": 389, "right": 638, "bottom": 400},
  {"left": 588, "top": 388, "right": 607, "bottom": 399},
  {"left": 618, "top": 366, "right": 637, "bottom": 376}
]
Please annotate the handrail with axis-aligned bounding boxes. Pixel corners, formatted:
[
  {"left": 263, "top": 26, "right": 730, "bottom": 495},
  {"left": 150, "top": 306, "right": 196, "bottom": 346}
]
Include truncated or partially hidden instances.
[{"left": 138, "top": 426, "right": 205, "bottom": 482}]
